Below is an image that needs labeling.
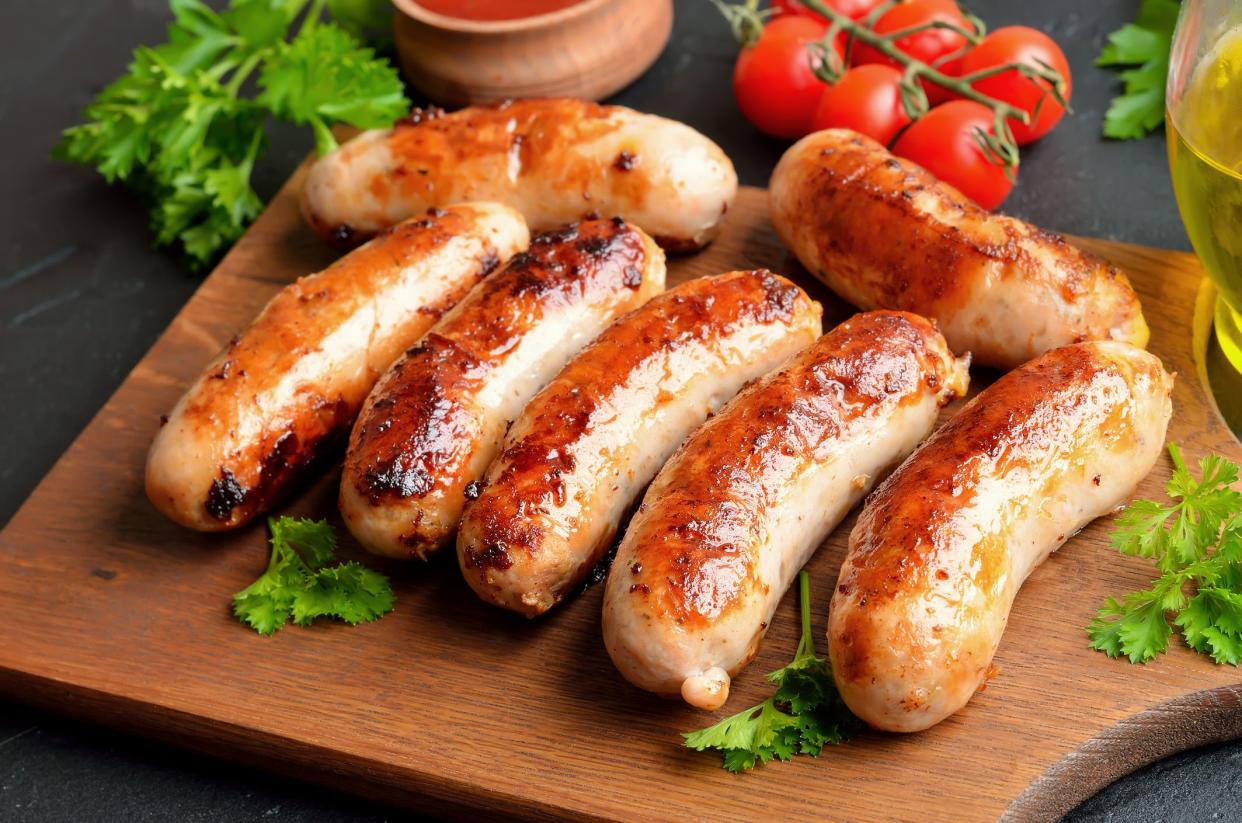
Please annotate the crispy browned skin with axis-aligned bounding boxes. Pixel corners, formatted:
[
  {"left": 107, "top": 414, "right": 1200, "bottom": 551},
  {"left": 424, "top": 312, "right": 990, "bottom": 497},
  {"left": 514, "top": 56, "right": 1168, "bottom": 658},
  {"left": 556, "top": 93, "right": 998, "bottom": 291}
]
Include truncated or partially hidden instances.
[
  {"left": 343, "top": 218, "right": 660, "bottom": 558},
  {"left": 146, "top": 204, "right": 526, "bottom": 531},
  {"left": 829, "top": 340, "right": 1173, "bottom": 731},
  {"left": 302, "top": 99, "right": 737, "bottom": 251},
  {"left": 363, "top": 102, "right": 651, "bottom": 233},
  {"left": 602, "top": 311, "right": 969, "bottom": 707},
  {"left": 457, "top": 270, "right": 821, "bottom": 614},
  {"left": 630, "top": 313, "right": 963, "bottom": 630},
  {"left": 769, "top": 129, "right": 1149, "bottom": 368}
]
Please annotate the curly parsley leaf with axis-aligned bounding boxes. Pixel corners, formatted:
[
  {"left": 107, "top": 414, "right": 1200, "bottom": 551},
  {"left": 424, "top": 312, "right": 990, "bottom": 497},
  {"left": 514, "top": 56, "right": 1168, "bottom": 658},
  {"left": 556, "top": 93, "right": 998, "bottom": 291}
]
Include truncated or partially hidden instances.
[
  {"left": 233, "top": 517, "right": 394, "bottom": 635},
  {"left": 1176, "top": 587, "right": 1242, "bottom": 664},
  {"left": 1088, "top": 445, "right": 1242, "bottom": 664},
  {"left": 55, "top": 0, "right": 408, "bottom": 268},
  {"left": 257, "top": 22, "right": 407, "bottom": 155},
  {"left": 1096, "top": 0, "right": 1180, "bottom": 139},
  {"left": 683, "top": 572, "right": 858, "bottom": 772}
]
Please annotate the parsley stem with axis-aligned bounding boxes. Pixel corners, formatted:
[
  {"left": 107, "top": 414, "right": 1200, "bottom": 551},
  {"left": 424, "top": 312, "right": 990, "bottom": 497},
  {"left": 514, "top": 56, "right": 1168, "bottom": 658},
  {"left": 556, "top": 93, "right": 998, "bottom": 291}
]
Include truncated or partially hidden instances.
[
  {"left": 264, "top": 517, "right": 284, "bottom": 575},
  {"left": 225, "top": 52, "right": 264, "bottom": 98},
  {"left": 1168, "top": 442, "right": 1188, "bottom": 475},
  {"left": 205, "top": 54, "right": 242, "bottom": 84},
  {"left": 796, "top": 570, "right": 816, "bottom": 662},
  {"left": 303, "top": 0, "right": 329, "bottom": 32}
]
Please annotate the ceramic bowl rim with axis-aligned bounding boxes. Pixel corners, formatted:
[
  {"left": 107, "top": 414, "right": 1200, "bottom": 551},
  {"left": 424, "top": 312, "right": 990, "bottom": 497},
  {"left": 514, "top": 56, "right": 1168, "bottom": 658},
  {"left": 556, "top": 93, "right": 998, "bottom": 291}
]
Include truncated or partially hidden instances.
[{"left": 391, "top": 0, "right": 617, "bottom": 34}]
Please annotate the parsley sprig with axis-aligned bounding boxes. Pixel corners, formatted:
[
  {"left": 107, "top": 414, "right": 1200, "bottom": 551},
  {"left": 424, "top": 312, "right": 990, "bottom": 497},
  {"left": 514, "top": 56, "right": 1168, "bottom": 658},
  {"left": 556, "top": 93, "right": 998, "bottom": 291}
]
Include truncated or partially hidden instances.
[
  {"left": 683, "top": 572, "right": 858, "bottom": 772},
  {"left": 55, "top": 0, "right": 408, "bottom": 267},
  {"left": 233, "top": 516, "right": 395, "bottom": 635},
  {"left": 1088, "top": 444, "right": 1242, "bottom": 664},
  {"left": 1096, "top": 0, "right": 1180, "bottom": 140}
]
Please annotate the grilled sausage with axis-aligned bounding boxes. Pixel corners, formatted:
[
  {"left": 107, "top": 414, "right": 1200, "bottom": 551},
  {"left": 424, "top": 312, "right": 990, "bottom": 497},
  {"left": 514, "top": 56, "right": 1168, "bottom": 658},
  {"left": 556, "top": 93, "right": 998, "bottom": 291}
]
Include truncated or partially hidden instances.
[
  {"left": 302, "top": 99, "right": 737, "bottom": 253},
  {"left": 146, "top": 203, "right": 528, "bottom": 532},
  {"left": 769, "top": 129, "right": 1149, "bottom": 368},
  {"left": 340, "top": 218, "right": 666, "bottom": 560},
  {"left": 829, "top": 341, "right": 1173, "bottom": 732},
  {"left": 603, "top": 311, "right": 969, "bottom": 709},
  {"left": 458, "top": 270, "right": 823, "bottom": 617}
]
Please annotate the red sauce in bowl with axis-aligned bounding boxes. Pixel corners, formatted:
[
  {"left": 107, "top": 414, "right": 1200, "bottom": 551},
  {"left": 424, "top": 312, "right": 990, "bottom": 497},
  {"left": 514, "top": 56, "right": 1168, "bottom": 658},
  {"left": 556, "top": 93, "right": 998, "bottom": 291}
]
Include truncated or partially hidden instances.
[{"left": 415, "top": 0, "right": 585, "bottom": 21}]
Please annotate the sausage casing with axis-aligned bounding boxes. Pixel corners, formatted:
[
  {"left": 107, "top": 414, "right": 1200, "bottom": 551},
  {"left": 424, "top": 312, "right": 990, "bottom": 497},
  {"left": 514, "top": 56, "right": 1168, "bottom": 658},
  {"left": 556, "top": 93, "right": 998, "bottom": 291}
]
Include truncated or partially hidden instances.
[
  {"left": 769, "top": 129, "right": 1149, "bottom": 368},
  {"left": 146, "top": 203, "right": 529, "bottom": 531},
  {"left": 829, "top": 341, "right": 1173, "bottom": 732},
  {"left": 340, "top": 218, "right": 666, "bottom": 559},
  {"left": 302, "top": 99, "right": 738, "bottom": 252},
  {"left": 458, "top": 270, "right": 823, "bottom": 617},
  {"left": 603, "top": 311, "right": 969, "bottom": 709}
]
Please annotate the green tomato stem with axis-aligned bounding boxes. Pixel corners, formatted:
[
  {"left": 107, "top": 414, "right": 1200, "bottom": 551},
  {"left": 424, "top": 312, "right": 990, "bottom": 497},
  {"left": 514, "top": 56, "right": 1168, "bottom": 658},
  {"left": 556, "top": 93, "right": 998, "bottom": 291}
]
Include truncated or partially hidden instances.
[
  {"left": 878, "top": 19, "right": 982, "bottom": 47},
  {"left": 711, "top": 0, "right": 772, "bottom": 47},
  {"left": 797, "top": 0, "right": 1033, "bottom": 128},
  {"left": 859, "top": 0, "right": 898, "bottom": 27}
]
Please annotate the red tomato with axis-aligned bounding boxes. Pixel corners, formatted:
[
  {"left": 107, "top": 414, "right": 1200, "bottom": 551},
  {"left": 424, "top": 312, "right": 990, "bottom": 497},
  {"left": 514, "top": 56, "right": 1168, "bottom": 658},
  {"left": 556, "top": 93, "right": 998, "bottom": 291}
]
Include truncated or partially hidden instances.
[
  {"left": 773, "top": 0, "right": 885, "bottom": 21},
  {"left": 958, "top": 26, "right": 1071, "bottom": 145},
  {"left": 733, "top": 16, "right": 840, "bottom": 138},
  {"left": 891, "top": 100, "right": 1015, "bottom": 209},
  {"left": 810, "top": 65, "right": 912, "bottom": 145},
  {"left": 851, "top": 0, "right": 974, "bottom": 70}
]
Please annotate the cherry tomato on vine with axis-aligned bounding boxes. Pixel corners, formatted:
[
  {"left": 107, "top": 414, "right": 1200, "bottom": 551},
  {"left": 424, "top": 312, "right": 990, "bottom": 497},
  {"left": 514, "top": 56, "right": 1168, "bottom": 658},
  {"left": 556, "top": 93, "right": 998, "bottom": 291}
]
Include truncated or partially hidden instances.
[
  {"left": 959, "top": 26, "right": 1071, "bottom": 145},
  {"left": 810, "top": 64, "right": 912, "bottom": 145},
  {"left": 851, "top": 0, "right": 974, "bottom": 71},
  {"left": 773, "top": 0, "right": 885, "bottom": 21},
  {"left": 733, "top": 16, "right": 841, "bottom": 138},
  {"left": 891, "top": 100, "right": 1015, "bottom": 209}
]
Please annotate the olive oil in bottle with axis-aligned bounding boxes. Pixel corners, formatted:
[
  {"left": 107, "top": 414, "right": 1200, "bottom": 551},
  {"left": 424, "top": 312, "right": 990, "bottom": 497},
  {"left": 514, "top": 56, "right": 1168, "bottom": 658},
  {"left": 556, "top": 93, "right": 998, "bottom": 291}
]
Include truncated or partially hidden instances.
[{"left": 1168, "top": 24, "right": 1242, "bottom": 371}]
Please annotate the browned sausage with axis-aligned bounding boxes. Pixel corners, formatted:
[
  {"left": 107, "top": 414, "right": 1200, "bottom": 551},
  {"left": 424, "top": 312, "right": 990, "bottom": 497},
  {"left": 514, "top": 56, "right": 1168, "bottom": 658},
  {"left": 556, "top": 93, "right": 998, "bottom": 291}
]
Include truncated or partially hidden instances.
[
  {"left": 146, "top": 203, "right": 528, "bottom": 531},
  {"left": 302, "top": 99, "right": 737, "bottom": 252},
  {"left": 457, "top": 270, "right": 823, "bottom": 617},
  {"left": 603, "top": 311, "right": 969, "bottom": 709},
  {"left": 340, "top": 218, "right": 666, "bottom": 559},
  {"left": 830, "top": 341, "right": 1173, "bottom": 731},
  {"left": 769, "top": 129, "right": 1149, "bottom": 368}
]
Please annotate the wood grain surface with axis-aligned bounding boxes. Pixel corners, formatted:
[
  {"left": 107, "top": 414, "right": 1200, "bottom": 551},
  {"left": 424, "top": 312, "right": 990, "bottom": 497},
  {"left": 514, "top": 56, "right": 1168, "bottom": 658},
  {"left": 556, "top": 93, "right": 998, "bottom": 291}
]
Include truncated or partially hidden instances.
[{"left": 1, "top": 175, "right": 1239, "bottom": 823}]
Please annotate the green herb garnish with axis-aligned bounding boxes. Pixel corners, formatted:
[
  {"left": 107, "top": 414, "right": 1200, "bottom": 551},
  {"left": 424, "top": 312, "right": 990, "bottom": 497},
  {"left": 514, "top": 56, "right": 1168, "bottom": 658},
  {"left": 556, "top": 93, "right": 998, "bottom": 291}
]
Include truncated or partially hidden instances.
[
  {"left": 1088, "top": 444, "right": 1242, "bottom": 664},
  {"left": 55, "top": 0, "right": 408, "bottom": 267},
  {"left": 1096, "top": 0, "right": 1180, "bottom": 139},
  {"left": 233, "top": 516, "right": 395, "bottom": 635},
  {"left": 683, "top": 571, "right": 858, "bottom": 771}
]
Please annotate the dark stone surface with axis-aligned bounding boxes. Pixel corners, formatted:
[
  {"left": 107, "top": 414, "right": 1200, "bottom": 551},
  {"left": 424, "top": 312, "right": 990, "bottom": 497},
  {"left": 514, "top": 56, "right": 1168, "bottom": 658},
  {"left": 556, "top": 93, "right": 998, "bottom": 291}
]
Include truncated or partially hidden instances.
[{"left": 0, "top": 0, "right": 1236, "bottom": 820}]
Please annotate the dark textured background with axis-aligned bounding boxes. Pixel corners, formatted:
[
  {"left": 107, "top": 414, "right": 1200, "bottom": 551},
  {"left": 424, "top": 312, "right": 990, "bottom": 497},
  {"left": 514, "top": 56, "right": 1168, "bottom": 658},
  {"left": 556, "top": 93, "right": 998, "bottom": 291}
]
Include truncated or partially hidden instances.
[{"left": 2, "top": 0, "right": 1239, "bottom": 820}]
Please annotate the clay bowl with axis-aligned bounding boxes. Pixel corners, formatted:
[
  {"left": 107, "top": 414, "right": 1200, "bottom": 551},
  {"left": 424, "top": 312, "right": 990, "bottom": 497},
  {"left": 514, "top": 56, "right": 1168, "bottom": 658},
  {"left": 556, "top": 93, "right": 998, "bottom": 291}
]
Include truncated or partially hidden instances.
[{"left": 392, "top": 0, "right": 674, "bottom": 106}]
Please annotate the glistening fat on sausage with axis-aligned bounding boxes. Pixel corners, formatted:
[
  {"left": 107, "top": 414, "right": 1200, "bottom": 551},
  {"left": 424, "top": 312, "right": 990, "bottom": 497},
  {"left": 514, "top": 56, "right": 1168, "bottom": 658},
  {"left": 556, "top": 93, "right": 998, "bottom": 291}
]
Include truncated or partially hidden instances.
[
  {"left": 340, "top": 217, "right": 666, "bottom": 560},
  {"left": 457, "top": 270, "right": 823, "bottom": 618},
  {"left": 301, "top": 99, "right": 737, "bottom": 253},
  {"left": 769, "top": 128, "right": 1148, "bottom": 368},
  {"left": 603, "top": 311, "right": 969, "bottom": 710},
  {"left": 829, "top": 340, "right": 1173, "bottom": 732},
  {"left": 146, "top": 203, "right": 529, "bottom": 532}
]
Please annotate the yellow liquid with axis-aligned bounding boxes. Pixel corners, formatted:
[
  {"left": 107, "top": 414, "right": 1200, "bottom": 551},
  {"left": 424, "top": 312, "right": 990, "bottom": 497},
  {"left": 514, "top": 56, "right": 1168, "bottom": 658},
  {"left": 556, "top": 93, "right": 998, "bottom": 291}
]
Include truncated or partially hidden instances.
[{"left": 1168, "top": 24, "right": 1242, "bottom": 371}]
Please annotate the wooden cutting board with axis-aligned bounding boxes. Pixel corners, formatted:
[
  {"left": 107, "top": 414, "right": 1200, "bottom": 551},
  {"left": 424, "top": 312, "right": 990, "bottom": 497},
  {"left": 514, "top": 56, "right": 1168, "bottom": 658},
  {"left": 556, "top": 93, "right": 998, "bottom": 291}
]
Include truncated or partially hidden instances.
[{"left": 2, "top": 171, "right": 1239, "bottom": 823}]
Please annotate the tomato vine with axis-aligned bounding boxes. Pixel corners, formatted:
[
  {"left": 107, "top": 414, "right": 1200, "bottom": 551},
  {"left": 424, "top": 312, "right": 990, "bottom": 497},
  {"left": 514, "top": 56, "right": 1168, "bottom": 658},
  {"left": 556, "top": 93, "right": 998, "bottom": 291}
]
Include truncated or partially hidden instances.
[{"left": 714, "top": 0, "right": 1070, "bottom": 178}]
